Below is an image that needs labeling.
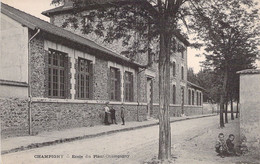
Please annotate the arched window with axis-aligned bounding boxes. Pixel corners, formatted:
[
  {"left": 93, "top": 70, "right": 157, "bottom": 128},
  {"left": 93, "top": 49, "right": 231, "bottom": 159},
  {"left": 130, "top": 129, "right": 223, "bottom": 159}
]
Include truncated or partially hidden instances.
[
  {"left": 172, "top": 62, "right": 176, "bottom": 77},
  {"left": 188, "top": 89, "right": 191, "bottom": 105},
  {"left": 181, "top": 66, "right": 184, "bottom": 80},
  {"left": 181, "top": 87, "right": 185, "bottom": 105},
  {"left": 172, "top": 85, "right": 176, "bottom": 104},
  {"left": 197, "top": 92, "right": 199, "bottom": 105},
  {"left": 192, "top": 90, "right": 194, "bottom": 105}
]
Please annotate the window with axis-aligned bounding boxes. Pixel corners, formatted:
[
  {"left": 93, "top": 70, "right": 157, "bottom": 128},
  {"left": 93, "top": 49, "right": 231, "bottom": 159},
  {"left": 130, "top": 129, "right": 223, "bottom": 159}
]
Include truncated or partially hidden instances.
[
  {"left": 181, "top": 48, "right": 185, "bottom": 59},
  {"left": 192, "top": 90, "right": 195, "bottom": 105},
  {"left": 188, "top": 89, "right": 191, "bottom": 105},
  {"left": 181, "top": 66, "right": 184, "bottom": 80},
  {"left": 124, "top": 71, "right": 134, "bottom": 102},
  {"left": 110, "top": 67, "right": 121, "bottom": 101},
  {"left": 172, "top": 85, "right": 176, "bottom": 104},
  {"left": 76, "top": 58, "right": 93, "bottom": 99},
  {"left": 172, "top": 62, "right": 176, "bottom": 77},
  {"left": 181, "top": 87, "right": 185, "bottom": 105},
  {"left": 148, "top": 53, "right": 154, "bottom": 65},
  {"left": 200, "top": 92, "right": 202, "bottom": 106},
  {"left": 48, "top": 49, "right": 68, "bottom": 98},
  {"left": 197, "top": 92, "right": 199, "bottom": 105}
]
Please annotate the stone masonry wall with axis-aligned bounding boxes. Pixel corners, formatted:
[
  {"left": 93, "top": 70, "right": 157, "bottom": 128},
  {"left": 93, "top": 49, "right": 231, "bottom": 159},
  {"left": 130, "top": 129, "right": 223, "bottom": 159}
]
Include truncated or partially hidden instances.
[
  {"left": 0, "top": 98, "right": 28, "bottom": 138},
  {"left": 151, "top": 105, "right": 207, "bottom": 119},
  {"left": 31, "top": 102, "right": 147, "bottom": 134},
  {"left": 92, "top": 58, "right": 109, "bottom": 100},
  {"left": 30, "top": 34, "right": 46, "bottom": 98}
]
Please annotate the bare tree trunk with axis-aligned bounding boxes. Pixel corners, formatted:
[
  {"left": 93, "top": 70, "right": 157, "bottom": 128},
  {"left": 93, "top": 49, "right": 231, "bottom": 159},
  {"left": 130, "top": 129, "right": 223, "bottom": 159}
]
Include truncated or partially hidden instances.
[
  {"left": 158, "top": 31, "right": 171, "bottom": 160},
  {"left": 225, "top": 101, "right": 228, "bottom": 123},
  {"left": 230, "top": 95, "right": 234, "bottom": 120},
  {"left": 220, "top": 67, "right": 229, "bottom": 127},
  {"left": 220, "top": 95, "right": 225, "bottom": 127}
]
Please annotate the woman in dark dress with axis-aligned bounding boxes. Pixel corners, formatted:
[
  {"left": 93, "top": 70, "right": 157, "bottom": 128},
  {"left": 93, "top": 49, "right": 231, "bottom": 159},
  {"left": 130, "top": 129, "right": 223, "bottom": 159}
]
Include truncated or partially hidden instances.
[{"left": 110, "top": 107, "right": 117, "bottom": 124}]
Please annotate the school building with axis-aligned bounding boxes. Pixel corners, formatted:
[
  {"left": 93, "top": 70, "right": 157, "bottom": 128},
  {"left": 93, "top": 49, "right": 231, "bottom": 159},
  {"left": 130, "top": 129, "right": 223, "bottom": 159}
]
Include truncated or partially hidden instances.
[{"left": 0, "top": 2, "right": 209, "bottom": 138}]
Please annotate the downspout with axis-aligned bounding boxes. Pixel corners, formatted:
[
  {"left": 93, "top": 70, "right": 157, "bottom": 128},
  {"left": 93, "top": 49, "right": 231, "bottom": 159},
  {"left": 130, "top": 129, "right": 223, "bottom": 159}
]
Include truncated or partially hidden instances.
[{"left": 28, "top": 28, "right": 41, "bottom": 135}]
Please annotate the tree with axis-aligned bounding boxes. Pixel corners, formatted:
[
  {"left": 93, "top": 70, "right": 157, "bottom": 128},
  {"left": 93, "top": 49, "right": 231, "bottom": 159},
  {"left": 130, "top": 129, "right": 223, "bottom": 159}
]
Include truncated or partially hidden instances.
[
  {"left": 189, "top": 0, "right": 260, "bottom": 127},
  {"left": 196, "top": 69, "right": 222, "bottom": 104},
  {"left": 187, "top": 67, "right": 198, "bottom": 84},
  {"left": 51, "top": 0, "right": 259, "bottom": 160},
  {"left": 51, "top": 0, "right": 194, "bottom": 161}
]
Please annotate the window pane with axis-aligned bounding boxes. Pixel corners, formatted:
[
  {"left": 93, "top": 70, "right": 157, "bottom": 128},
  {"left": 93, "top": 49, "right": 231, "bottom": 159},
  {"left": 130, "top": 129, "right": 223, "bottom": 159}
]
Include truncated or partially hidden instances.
[
  {"left": 125, "top": 71, "right": 133, "bottom": 102},
  {"left": 48, "top": 49, "right": 68, "bottom": 98},
  {"left": 173, "top": 85, "right": 176, "bottom": 104},
  {"left": 76, "top": 58, "right": 92, "bottom": 99},
  {"left": 110, "top": 67, "right": 121, "bottom": 101}
]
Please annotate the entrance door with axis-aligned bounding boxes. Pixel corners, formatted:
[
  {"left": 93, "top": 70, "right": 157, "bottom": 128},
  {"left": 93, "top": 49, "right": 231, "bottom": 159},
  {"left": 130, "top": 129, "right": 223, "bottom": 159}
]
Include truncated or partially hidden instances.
[{"left": 147, "top": 78, "right": 153, "bottom": 118}]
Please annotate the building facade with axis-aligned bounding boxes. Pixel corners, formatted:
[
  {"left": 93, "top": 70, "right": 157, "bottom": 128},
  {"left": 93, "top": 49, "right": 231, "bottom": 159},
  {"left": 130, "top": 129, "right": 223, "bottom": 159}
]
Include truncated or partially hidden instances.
[
  {"left": 238, "top": 69, "right": 260, "bottom": 155},
  {"left": 0, "top": 2, "right": 207, "bottom": 138}
]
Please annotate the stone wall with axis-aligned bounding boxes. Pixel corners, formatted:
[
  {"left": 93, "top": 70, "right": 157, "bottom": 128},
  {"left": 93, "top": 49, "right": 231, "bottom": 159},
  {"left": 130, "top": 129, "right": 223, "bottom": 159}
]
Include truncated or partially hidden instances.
[
  {"left": 92, "top": 58, "right": 109, "bottom": 100},
  {"left": 30, "top": 33, "right": 47, "bottom": 98},
  {"left": 0, "top": 98, "right": 28, "bottom": 138},
  {"left": 30, "top": 102, "right": 147, "bottom": 134},
  {"left": 150, "top": 105, "right": 207, "bottom": 119}
]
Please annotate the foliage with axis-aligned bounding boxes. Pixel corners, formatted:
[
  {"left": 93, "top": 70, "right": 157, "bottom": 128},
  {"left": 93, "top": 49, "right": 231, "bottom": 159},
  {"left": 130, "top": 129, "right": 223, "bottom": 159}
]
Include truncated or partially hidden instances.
[
  {"left": 189, "top": 0, "right": 259, "bottom": 77},
  {"left": 188, "top": 0, "right": 259, "bottom": 127},
  {"left": 51, "top": 0, "right": 260, "bottom": 157},
  {"left": 187, "top": 68, "right": 198, "bottom": 84},
  {"left": 189, "top": 0, "right": 259, "bottom": 98},
  {"left": 50, "top": 0, "right": 194, "bottom": 160}
]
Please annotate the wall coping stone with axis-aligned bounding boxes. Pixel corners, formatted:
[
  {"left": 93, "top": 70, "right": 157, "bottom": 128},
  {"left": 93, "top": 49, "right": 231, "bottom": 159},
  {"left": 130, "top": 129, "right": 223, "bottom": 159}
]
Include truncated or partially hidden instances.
[{"left": 31, "top": 97, "right": 148, "bottom": 106}]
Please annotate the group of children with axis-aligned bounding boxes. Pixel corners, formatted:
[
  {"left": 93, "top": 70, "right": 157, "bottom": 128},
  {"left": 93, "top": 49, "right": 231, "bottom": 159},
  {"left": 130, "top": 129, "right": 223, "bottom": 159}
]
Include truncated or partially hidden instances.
[
  {"left": 215, "top": 133, "right": 239, "bottom": 158},
  {"left": 104, "top": 102, "right": 125, "bottom": 125}
]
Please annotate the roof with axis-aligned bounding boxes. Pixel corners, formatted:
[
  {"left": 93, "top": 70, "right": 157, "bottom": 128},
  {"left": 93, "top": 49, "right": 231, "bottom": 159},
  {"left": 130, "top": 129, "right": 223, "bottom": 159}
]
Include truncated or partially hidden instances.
[
  {"left": 1, "top": 2, "right": 144, "bottom": 68},
  {"left": 187, "top": 81, "right": 205, "bottom": 91},
  {"left": 42, "top": 0, "right": 190, "bottom": 46},
  {"left": 237, "top": 69, "right": 260, "bottom": 74}
]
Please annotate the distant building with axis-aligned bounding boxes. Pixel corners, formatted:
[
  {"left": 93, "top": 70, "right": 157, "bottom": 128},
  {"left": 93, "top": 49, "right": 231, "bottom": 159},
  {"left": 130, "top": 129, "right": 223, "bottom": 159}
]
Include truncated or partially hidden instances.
[
  {"left": 0, "top": 2, "right": 207, "bottom": 138},
  {"left": 237, "top": 69, "right": 260, "bottom": 155}
]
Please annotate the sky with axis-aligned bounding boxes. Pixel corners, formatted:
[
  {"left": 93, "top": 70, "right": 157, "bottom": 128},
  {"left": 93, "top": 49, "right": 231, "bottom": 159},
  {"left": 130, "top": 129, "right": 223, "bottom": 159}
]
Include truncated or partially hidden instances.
[{"left": 1, "top": 0, "right": 259, "bottom": 72}]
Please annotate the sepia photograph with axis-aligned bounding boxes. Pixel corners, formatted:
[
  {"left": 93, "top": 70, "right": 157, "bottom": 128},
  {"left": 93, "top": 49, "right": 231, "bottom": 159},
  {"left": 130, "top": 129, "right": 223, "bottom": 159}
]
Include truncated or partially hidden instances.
[{"left": 0, "top": 0, "right": 259, "bottom": 163}]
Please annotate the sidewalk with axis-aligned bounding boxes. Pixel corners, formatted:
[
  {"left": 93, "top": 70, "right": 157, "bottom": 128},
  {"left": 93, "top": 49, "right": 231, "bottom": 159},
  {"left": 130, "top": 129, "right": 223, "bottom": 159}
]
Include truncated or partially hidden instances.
[{"left": 1, "top": 114, "right": 216, "bottom": 155}]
